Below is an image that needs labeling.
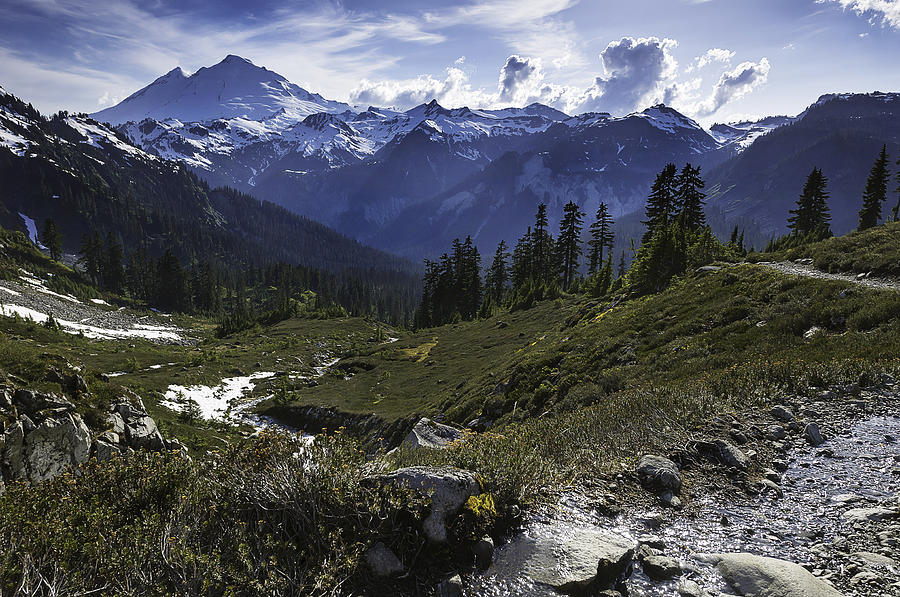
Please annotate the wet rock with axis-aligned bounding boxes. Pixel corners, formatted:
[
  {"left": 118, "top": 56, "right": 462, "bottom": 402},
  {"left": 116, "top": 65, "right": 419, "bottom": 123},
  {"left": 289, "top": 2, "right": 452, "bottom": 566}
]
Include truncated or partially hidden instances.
[
  {"left": 842, "top": 507, "right": 897, "bottom": 523},
  {"left": 642, "top": 555, "right": 681, "bottom": 581},
  {"left": 699, "top": 439, "right": 749, "bottom": 470},
  {"left": 661, "top": 491, "right": 683, "bottom": 509},
  {"left": 700, "top": 552, "right": 844, "bottom": 596},
  {"left": 850, "top": 551, "right": 898, "bottom": 568},
  {"left": 473, "top": 536, "right": 494, "bottom": 569},
  {"left": 436, "top": 574, "right": 463, "bottom": 597},
  {"left": 636, "top": 454, "right": 682, "bottom": 494},
  {"left": 364, "top": 542, "right": 404, "bottom": 577},
  {"left": 677, "top": 578, "right": 708, "bottom": 596},
  {"left": 363, "top": 466, "right": 479, "bottom": 543},
  {"left": 403, "top": 417, "right": 465, "bottom": 450},
  {"left": 762, "top": 468, "right": 781, "bottom": 483},
  {"left": 804, "top": 422, "right": 824, "bottom": 447},
  {"left": 489, "top": 526, "right": 634, "bottom": 594}
]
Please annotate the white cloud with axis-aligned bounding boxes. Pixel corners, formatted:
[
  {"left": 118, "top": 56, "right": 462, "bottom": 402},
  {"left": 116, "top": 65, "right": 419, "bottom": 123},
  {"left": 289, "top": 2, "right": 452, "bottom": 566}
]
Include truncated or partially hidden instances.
[
  {"left": 574, "top": 37, "right": 679, "bottom": 115},
  {"left": 350, "top": 67, "right": 490, "bottom": 110},
  {"left": 692, "top": 58, "right": 771, "bottom": 116},
  {"left": 696, "top": 48, "right": 735, "bottom": 69},
  {"left": 818, "top": 0, "right": 900, "bottom": 29}
]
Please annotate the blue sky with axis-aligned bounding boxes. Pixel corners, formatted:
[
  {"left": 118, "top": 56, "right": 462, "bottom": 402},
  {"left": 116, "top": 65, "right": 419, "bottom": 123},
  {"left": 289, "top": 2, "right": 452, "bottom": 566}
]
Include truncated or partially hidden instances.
[{"left": 1, "top": 0, "right": 899, "bottom": 124}]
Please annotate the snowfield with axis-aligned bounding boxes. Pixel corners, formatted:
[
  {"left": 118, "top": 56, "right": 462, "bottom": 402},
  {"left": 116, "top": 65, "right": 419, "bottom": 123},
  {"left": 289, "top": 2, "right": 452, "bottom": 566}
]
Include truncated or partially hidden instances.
[{"left": 161, "top": 372, "right": 276, "bottom": 422}]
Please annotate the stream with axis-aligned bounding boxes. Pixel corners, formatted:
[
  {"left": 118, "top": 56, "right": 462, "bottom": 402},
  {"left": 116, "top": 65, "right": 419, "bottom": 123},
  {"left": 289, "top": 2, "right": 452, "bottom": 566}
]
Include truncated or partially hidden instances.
[{"left": 467, "top": 390, "right": 900, "bottom": 596}]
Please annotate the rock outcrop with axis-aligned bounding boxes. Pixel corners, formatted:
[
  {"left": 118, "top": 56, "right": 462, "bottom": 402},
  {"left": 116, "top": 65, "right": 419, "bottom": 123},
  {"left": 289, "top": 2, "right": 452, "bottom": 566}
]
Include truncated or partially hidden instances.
[
  {"left": 1, "top": 383, "right": 183, "bottom": 491},
  {"left": 402, "top": 417, "right": 465, "bottom": 450},
  {"left": 363, "top": 466, "right": 481, "bottom": 543},
  {"left": 699, "top": 553, "right": 844, "bottom": 597}
]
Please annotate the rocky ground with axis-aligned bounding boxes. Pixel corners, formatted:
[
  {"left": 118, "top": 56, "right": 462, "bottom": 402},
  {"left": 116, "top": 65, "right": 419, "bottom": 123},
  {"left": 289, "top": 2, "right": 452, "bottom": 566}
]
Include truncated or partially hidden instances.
[
  {"left": 0, "top": 276, "right": 190, "bottom": 344},
  {"left": 456, "top": 376, "right": 900, "bottom": 597}
]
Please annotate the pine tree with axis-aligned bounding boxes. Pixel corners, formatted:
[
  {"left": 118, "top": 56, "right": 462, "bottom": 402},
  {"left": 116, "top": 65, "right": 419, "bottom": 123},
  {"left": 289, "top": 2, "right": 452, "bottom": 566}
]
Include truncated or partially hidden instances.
[
  {"left": 674, "top": 163, "right": 706, "bottom": 231},
  {"left": 78, "top": 231, "right": 103, "bottom": 285},
  {"left": 41, "top": 218, "right": 62, "bottom": 261},
  {"left": 557, "top": 201, "right": 584, "bottom": 290},
  {"left": 618, "top": 251, "right": 627, "bottom": 278},
  {"left": 103, "top": 233, "right": 125, "bottom": 294},
  {"left": 588, "top": 202, "right": 615, "bottom": 273},
  {"left": 532, "top": 203, "right": 551, "bottom": 284},
  {"left": 787, "top": 168, "right": 831, "bottom": 236},
  {"left": 642, "top": 163, "right": 678, "bottom": 244},
  {"left": 894, "top": 152, "right": 900, "bottom": 221},
  {"left": 859, "top": 145, "right": 889, "bottom": 230},
  {"left": 511, "top": 227, "right": 533, "bottom": 289},
  {"left": 485, "top": 240, "right": 510, "bottom": 302}
]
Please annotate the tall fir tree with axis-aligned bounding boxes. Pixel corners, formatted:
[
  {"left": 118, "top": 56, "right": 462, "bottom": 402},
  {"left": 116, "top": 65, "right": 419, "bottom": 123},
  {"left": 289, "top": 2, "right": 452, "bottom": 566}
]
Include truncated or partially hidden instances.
[
  {"left": 511, "top": 226, "right": 533, "bottom": 289},
  {"left": 103, "top": 233, "right": 126, "bottom": 294},
  {"left": 787, "top": 167, "right": 831, "bottom": 235},
  {"left": 894, "top": 151, "right": 900, "bottom": 221},
  {"left": 485, "top": 240, "right": 510, "bottom": 302},
  {"left": 532, "top": 203, "right": 551, "bottom": 284},
  {"left": 41, "top": 218, "right": 62, "bottom": 261},
  {"left": 859, "top": 145, "right": 889, "bottom": 230},
  {"left": 588, "top": 202, "right": 615, "bottom": 273},
  {"left": 557, "top": 200, "right": 584, "bottom": 290},
  {"left": 674, "top": 163, "right": 706, "bottom": 231},
  {"left": 642, "top": 163, "right": 678, "bottom": 244},
  {"left": 78, "top": 231, "right": 103, "bottom": 286}
]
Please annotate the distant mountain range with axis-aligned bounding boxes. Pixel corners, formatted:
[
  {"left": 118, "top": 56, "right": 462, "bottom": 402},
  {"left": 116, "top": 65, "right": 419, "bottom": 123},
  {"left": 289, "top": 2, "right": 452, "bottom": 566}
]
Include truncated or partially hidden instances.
[{"left": 66, "top": 56, "right": 900, "bottom": 257}]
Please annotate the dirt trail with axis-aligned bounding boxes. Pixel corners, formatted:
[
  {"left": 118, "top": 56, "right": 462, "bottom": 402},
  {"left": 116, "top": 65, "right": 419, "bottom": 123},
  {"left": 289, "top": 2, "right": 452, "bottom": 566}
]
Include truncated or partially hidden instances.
[{"left": 756, "top": 260, "right": 900, "bottom": 292}]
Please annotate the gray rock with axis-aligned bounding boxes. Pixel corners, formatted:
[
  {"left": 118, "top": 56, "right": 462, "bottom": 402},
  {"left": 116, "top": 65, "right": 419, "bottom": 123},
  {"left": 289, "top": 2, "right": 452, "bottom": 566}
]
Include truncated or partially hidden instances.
[
  {"left": 842, "top": 507, "right": 897, "bottom": 523},
  {"left": 699, "top": 553, "right": 844, "bottom": 596},
  {"left": 13, "top": 389, "right": 74, "bottom": 414},
  {"left": 767, "top": 425, "right": 786, "bottom": 441},
  {"left": 489, "top": 525, "right": 634, "bottom": 593},
  {"left": 100, "top": 431, "right": 120, "bottom": 444},
  {"left": 364, "top": 542, "right": 404, "bottom": 577},
  {"left": 642, "top": 555, "right": 681, "bottom": 581},
  {"left": 114, "top": 402, "right": 147, "bottom": 421},
  {"left": 2, "top": 420, "right": 26, "bottom": 481},
  {"left": 125, "top": 415, "right": 165, "bottom": 451},
  {"left": 850, "top": 551, "right": 898, "bottom": 568},
  {"left": 677, "top": 578, "right": 708, "bottom": 596},
  {"left": 24, "top": 414, "right": 91, "bottom": 482},
  {"left": 436, "top": 574, "right": 464, "bottom": 597},
  {"left": 770, "top": 406, "right": 795, "bottom": 422},
  {"left": 804, "top": 422, "right": 824, "bottom": 447},
  {"left": 661, "top": 492, "right": 683, "bottom": 509},
  {"left": 0, "top": 389, "right": 13, "bottom": 411},
  {"left": 702, "top": 439, "right": 750, "bottom": 470},
  {"left": 637, "top": 455, "right": 682, "bottom": 494},
  {"left": 93, "top": 437, "right": 121, "bottom": 461},
  {"left": 403, "top": 417, "right": 465, "bottom": 450},
  {"left": 364, "top": 466, "right": 480, "bottom": 543},
  {"left": 106, "top": 412, "right": 126, "bottom": 435}
]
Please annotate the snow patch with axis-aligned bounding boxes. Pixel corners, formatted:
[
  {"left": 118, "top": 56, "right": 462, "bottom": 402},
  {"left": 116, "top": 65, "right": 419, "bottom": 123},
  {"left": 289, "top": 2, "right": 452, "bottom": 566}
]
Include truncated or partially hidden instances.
[{"left": 161, "top": 372, "right": 276, "bottom": 422}]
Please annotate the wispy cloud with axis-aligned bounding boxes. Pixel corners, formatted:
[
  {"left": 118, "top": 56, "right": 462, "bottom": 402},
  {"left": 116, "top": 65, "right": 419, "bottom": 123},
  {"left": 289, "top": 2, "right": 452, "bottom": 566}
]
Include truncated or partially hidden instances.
[{"left": 817, "top": 0, "right": 900, "bottom": 29}]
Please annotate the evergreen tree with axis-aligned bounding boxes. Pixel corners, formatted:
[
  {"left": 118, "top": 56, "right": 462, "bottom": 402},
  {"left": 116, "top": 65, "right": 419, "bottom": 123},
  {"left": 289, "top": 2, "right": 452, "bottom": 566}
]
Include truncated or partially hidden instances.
[
  {"left": 557, "top": 201, "right": 584, "bottom": 290},
  {"left": 78, "top": 231, "right": 103, "bottom": 285},
  {"left": 511, "top": 227, "right": 533, "bottom": 289},
  {"left": 859, "top": 145, "right": 889, "bottom": 230},
  {"left": 894, "top": 151, "right": 900, "bottom": 221},
  {"left": 41, "top": 218, "right": 62, "bottom": 261},
  {"left": 787, "top": 167, "right": 831, "bottom": 236},
  {"left": 103, "top": 233, "right": 125, "bottom": 294},
  {"left": 156, "top": 249, "right": 190, "bottom": 312},
  {"left": 531, "top": 203, "right": 554, "bottom": 285},
  {"left": 642, "top": 163, "right": 678, "bottom": 244},
  {"left": 485, "top": 240, "right": 510, "bottom": 302},
  {"left": 618, "top": 251, "right": 627, "bottom": 279},
  {"left": 588, "top": 202, "right": 615, "bottom": 273},
  {"left": 674, "top": 163, "right": 706, "bottom": 231}
]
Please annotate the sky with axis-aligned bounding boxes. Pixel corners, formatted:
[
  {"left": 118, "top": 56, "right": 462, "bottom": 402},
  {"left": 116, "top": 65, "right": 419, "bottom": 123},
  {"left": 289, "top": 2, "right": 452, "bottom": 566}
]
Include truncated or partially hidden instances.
[{"left": 1, "top": 0, "right": 899, "bottom": 125}]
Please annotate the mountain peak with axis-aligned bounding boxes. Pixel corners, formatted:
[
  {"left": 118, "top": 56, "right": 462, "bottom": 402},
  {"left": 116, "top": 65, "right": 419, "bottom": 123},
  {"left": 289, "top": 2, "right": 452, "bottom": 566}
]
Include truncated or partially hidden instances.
[{"left": 92, "top": 56, "right": 352, "bottom": 125}]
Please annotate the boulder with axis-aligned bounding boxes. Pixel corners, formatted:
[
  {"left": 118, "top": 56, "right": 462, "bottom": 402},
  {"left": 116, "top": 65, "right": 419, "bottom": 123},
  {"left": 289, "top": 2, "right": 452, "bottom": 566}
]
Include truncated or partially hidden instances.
[
  {"left": 403, "top": 417, "right": 465, "bottom": 450},
  {"left": 489, "top": 524, "right": 634, "bottom": 594},
  {"left": 106, "top": 412, "right": 126, "bottom": 435},
  {"left": 699, "top": 553, "right": 844, "bottom": 597},
  {"left": 2, "top": 420, "right": 26, "bottom": 481},
  {"left": 24, "top": 414, "right": 91, "bottom": 482},
  {"left": 842, "top": 507, "right": 897, "bottom": 523},
  {"left": 642, "top": 555, "right": 681, "bottom": 581},
  {"left": 473, "top": 535, "right": 494, "bottom": 569},
  {"left": 13, "top": 389, "right": 75, "bottom": 414},
  {"left": 770, "top": 406, "right": 795, "bottom": 422},
  {"left": 125, "top": 415, "right": 165, "bottom": 451},
  {"left": 364, "top": 466, "right": 480, "bottom": 543},
  {"left": 636, "top": 455, "right": 682, "bottom": 494},
  {"left": 93, "top": 437, "right": 121, "bottom": 461},
  {"left": 364, "top": 542, "right": 404, "bottom": 577},
  {"left": 804, "top": 422, "right": 824, "bottom": 447}
]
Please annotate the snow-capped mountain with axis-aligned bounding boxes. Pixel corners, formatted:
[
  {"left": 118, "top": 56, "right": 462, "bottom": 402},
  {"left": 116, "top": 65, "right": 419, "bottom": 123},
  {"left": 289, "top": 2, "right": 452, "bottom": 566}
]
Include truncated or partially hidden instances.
[
  {"left": 92, "top": 55, "right": 351, "bottom": 125},
  {"left": 709, "top": 116, "right": 795, "bottom": 150}
]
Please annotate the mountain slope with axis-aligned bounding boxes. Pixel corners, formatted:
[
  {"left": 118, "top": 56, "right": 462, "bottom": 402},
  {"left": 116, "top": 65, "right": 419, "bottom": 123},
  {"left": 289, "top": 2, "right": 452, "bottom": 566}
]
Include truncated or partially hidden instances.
[
  {"left": 0, "top": 85, "right": 414, "bottom": 276},
  {"left": 707, "top": 92, "right": 900, "bottom": 238},
  {"left": 93, "top": 55, "right": 351, "bottom": 125}
]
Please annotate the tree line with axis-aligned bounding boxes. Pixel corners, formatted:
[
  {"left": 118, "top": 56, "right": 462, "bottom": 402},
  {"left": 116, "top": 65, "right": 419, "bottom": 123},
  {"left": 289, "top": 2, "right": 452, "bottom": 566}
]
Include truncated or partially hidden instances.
[{"left": 417, "top": 162, "right": 740, "bottom": 327}]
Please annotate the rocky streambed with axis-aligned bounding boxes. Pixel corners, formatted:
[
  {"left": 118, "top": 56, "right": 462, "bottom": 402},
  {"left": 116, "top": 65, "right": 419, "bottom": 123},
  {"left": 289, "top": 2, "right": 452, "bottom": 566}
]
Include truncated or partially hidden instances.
[{"left": 464, "top": 378, "right": 900, "bottom": 597}]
